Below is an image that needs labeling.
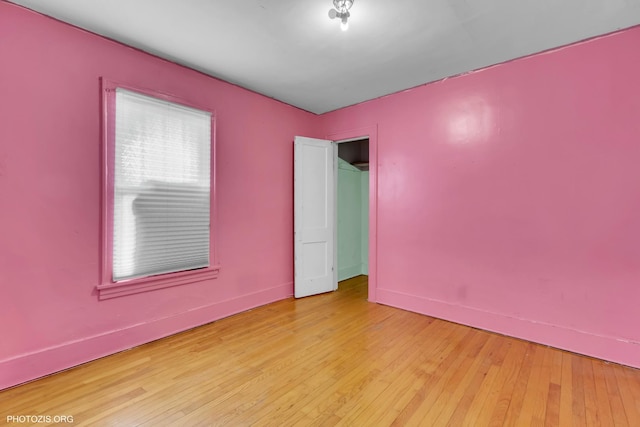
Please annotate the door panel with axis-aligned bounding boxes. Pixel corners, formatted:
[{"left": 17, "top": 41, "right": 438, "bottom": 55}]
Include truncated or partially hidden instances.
[{"left": 294, "top": 136, "right": 336, "bottom": 298}]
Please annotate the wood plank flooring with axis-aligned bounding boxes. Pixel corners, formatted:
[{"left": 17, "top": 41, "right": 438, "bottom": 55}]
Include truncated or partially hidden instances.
[{"left": 2, "top": 275, "right": 640, "bottom": 426}]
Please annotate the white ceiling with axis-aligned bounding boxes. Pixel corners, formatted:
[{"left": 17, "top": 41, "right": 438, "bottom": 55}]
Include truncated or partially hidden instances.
[{"left": 9, "top": 0, "right": 640, "bottom": 114}]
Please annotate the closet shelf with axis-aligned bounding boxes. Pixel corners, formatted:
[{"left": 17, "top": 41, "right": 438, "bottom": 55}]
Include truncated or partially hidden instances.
[{"left": 351, "top": 162, "right": 369, "bottom": 171}]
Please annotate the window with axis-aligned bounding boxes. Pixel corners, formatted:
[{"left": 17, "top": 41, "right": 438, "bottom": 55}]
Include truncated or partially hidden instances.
[{"left": 98, "top": 80, "right": 219, "bottom": 299}]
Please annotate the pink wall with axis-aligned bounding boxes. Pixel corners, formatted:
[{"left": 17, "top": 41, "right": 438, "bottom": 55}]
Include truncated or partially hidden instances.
[
  {"left": 0, "top": 3, "right": 321, "bottom": 389},
  {"left": 322, "top": 26, "right": 640, "bottom": 368}
]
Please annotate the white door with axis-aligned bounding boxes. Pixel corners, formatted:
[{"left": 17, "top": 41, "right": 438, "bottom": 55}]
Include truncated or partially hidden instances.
[{"left": 294, "top": 136, "right": 337, "bottom": 298}]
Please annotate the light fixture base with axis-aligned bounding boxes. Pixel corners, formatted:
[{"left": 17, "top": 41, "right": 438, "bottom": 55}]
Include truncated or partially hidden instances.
[{"left": 328, "top": 0, "right": 354, "bottom": 30}]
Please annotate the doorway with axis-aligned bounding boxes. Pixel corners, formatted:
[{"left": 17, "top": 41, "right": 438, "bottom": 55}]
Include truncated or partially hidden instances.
[
  {"left": 336, "top": 138, "right": 369, "bottom": 286},
  {"left": 328, "top": 126, "right": 377, "bottom": 302},
  {"left": 293, "top": 126, "right": 378, "bottom": 302}
]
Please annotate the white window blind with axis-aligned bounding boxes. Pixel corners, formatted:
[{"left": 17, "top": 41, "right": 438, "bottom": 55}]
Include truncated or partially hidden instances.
[{"left": 113, "top": 88, "right": 211, "bottom": 281}]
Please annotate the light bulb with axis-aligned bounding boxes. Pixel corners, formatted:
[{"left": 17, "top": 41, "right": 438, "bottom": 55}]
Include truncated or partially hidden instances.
[{"left": 340, "top": 18, "right": 349, "bottom": 31}]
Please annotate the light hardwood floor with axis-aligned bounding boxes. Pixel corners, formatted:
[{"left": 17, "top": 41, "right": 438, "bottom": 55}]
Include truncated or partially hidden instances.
[{"left": 2, "top": 275, "right": 640, "bottom": 426}]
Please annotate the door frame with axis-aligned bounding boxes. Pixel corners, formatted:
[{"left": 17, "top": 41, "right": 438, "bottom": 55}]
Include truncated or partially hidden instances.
[{"left": 327, "top": 125, "right": 378, "bottom": 303}]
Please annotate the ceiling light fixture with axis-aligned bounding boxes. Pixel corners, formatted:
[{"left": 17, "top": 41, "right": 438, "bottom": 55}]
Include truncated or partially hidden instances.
[{"left": 328, "top": 0, "right": 354, "bottom": 31}]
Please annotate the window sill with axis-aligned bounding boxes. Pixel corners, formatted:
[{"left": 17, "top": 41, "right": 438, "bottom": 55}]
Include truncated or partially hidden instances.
[{"left": 97, "top": 265, "right": 221, "bottom": 300}]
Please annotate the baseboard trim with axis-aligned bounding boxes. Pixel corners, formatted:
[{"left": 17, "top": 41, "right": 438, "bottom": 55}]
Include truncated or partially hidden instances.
[
  {"left": 338, "top": 265, "right": 362, "bottom": 282},
  {"left": 376, "top": 288, "right": 640, "bottom": 369},
  {"left": 0, "top": 282, "right": 292, "bottom": 390},
  {"left": 360, "top": 262, "right": 368, "bottom": 276}
]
